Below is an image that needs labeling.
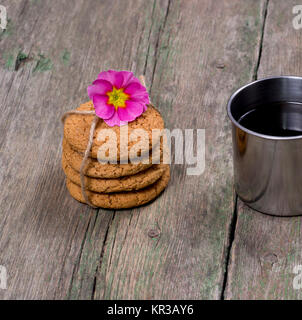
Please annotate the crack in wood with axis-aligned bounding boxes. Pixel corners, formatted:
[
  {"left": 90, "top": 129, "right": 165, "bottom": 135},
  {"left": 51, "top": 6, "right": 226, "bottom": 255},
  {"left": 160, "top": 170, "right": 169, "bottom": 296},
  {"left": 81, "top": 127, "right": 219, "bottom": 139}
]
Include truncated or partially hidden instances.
[
  {"left": 221, "top": 0, "right": 270, "bottom": 300},
  {"left": 253, "top": 0, "right": 269, "bottom": 81},
  {"left": 220, "top": 195, "right": 238, "bottom": 299},
  {"left": 67, "top": 211, "right": 95, "bottom": 299},
  {"left": 18, "top": 0, "right": 28, "bottom": 18},
  {"left": 143, "top": 0, "right": 157, "bottom": 75},
  {"left": 91, "top": 212, "right": 115, "bottom": 300},
  {"left": 150, "top": 0, "right": 171, "bottom": 94}
]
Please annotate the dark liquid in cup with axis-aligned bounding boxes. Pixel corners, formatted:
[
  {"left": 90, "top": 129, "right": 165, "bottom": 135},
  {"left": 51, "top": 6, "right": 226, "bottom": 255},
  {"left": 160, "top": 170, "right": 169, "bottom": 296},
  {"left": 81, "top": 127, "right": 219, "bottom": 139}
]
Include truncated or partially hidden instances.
[{"left": 238, "top": 102, "right": 302, "bottom": 137}]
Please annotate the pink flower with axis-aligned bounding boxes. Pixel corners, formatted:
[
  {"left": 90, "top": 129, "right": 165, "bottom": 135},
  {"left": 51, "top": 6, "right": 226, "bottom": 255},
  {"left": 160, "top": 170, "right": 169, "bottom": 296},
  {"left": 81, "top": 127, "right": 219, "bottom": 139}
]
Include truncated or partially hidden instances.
[{"left": 87, "top": 70, "right": 150, "bottom": 127}]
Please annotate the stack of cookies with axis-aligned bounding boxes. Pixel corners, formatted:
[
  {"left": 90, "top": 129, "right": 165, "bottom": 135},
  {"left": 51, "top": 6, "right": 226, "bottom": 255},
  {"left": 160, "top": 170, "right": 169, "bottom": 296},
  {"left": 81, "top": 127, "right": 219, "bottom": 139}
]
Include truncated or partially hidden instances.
[{"left": 62, "top": 101, "right": 170, "bottom": 209}]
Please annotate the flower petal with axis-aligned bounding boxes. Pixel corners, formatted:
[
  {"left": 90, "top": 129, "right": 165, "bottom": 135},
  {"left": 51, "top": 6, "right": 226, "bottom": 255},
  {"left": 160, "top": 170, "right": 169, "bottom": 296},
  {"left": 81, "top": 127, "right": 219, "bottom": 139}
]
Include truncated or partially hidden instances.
[
  {"left": 129, "top": 94, "right": 150, "bottom": 105},
  {"left": 97, "top": 70, "right": 120, "bottom": 82},
  {"left": 98, "top": 70, "right": 140, "bottom": 87},
  {"left": 109, "top": 72, "right": 124, "bottom": 89},
  {"left": 97, "top": 70, "right": 112, "bottom": 81},
  {"left": 124, "top": 82, "right": 147, "bottom": 96},
  {"left": 93, "top": 95, "right": 115, "bottom": 119},
  {"left": 119, "top": 71, "right": 134, "bottom": 87},
  {"left": 104, "top": 111, "right": 127, "bottom": 127},
  {"left": 87, "top": 79, "right": 112, "bottom": 99},
  {"left": 97, "top": 70, "right": 124, "bottom": 89},
  {"left": 117, "top": 100, "right": 144, "bottom": 122}
]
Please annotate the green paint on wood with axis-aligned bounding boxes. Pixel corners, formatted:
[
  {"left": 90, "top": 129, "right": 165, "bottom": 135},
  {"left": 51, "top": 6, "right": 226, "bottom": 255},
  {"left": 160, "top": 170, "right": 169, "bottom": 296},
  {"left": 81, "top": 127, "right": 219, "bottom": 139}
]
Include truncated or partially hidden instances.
[
  {"left": 15, "top": 51, "right": 29, "bottom": 70},
  {"left": 4, "top": 53, "right": 14, "bottom": 70},
  {"left": 16, "top": 52, "right": 28, "bottom": 62},
  {"left": 62, "top": 49, "right": 71, "bottom": 66},
  {"left": 33, "top": 54, "right": 53, "bottom": 73}
]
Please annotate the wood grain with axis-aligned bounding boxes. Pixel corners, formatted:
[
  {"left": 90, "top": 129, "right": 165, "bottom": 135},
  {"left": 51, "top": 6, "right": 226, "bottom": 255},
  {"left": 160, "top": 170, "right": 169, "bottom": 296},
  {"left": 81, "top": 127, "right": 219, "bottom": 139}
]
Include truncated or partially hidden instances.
[
  {"left": 91, "top": 0, "right": 266, "bottom": 299},
  {"left": 225, "top": 0, "right": 302, "bottom": 300}
]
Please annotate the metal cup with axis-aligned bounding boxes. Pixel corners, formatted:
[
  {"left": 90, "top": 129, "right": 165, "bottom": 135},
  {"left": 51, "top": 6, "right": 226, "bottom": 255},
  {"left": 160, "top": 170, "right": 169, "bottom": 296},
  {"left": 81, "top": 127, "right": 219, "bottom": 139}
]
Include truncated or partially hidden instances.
[{"left": 227, "top": 76, "right": 302, "bottom": 216}]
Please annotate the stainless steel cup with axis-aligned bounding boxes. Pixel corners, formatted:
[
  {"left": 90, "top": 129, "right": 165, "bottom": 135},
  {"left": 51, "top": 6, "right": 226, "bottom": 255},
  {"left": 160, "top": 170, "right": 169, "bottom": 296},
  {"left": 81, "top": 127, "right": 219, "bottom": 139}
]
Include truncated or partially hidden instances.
[{"left": 227, "top": 76, "right": 302, "bottom": 216}]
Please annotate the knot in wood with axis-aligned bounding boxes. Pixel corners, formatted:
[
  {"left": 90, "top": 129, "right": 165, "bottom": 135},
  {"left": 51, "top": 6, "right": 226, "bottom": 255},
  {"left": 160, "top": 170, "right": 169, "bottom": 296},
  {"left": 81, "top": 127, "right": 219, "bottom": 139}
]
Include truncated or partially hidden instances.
[{"left": 148, "top": 229, "right": 160, "bottom": 239}]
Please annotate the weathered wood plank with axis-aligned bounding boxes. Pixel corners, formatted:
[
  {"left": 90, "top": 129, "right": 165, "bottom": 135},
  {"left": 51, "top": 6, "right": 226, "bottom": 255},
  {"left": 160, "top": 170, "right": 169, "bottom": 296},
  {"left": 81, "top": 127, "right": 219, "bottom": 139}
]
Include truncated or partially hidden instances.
[
  {"left": 67, "top": 0, "right": 172, "bottom": 300},
  {"left": 0, "top": 0, "right": 161, "bottom": 299},
  {"left": 225, "top": 0, "right": 302, "bottom": 300},
  {"left": 91, "top": 0, "right": 266, "bottom": 299},
  {"left": 226, "top": 200, "right": 302, "bottom": 299}
]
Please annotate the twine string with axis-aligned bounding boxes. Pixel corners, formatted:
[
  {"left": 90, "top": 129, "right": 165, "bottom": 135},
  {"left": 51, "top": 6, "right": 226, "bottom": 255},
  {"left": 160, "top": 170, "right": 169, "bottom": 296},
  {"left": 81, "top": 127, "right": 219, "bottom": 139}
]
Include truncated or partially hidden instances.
[
  {"left": 61, "top": 111, "right": 99, "bottom": 208},
  {"left": 79, "top": 115, "right": 99, "bottom": 208},
  {"left": 62, "top": 75, "right": 147, "bottom": 208}
]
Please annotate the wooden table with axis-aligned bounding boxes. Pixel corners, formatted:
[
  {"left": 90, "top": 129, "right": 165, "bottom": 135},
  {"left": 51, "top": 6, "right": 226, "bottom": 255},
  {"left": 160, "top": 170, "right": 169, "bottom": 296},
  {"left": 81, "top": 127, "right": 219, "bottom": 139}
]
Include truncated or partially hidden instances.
[{"left": 0, "top": 0, "right": 302, "bottom": 300}]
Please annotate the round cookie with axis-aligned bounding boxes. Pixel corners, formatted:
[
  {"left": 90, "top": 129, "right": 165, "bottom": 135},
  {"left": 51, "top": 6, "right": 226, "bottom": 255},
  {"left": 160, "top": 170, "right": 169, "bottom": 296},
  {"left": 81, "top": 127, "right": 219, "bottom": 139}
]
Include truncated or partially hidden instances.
[
  {"left": 62, "top": 153, "right": 166, "bottom": 193},
  {"left": 63, "top": 101, "right": 164, "bottom": 160},
  {"left": 65, "top": 166, "right": 170, "bottom": 209},
  {"left": 62, "top": 138, "right": 162, "bottom": 178}
]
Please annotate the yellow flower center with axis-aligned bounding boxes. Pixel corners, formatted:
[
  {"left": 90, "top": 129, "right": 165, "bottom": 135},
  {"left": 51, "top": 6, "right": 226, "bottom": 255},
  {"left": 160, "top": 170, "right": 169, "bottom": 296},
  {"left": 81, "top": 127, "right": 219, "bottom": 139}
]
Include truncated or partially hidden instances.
[{"left": 107, "top": 87, "right": 129, "bottom": 110}]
